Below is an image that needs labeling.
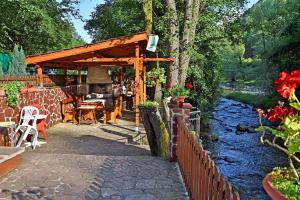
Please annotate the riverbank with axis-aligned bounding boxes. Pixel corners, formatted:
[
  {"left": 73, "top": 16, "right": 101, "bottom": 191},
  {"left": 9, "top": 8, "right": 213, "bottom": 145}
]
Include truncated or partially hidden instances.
[{"left": 222, "top": 87, "right": 281, "bottom": 109}]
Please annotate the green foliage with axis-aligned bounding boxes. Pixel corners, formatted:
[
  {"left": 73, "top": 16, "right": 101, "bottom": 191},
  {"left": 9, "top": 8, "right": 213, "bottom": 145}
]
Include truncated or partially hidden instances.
[
  {"left": 187, "top": 65, "right": 221, "bottom": 110},
  {"left": 159, "top": 120, "right": 169, "bottom": 159},
  {"left": 0, "top": 0, "right": 84, "bottom": 54},
  {"left": 85, "top": 0, "right": 144, "bottom": 41},
  {"left": 270, "top": 168, "right": 300, "bottom": 200},
  {"left": 146, "top": 66, "right": 166, "bottom": 87},
  {"left": 4, "top": 82, "right": 24, "bottom": 108},
  {"left": 221, "top": 0, "right": 300, "bottom": 93},
  {"left": 170, "top": 84, "right": 190, "bottom": 98},
  {"left": 138, "top": 101, "right": 159, "bottom": 108}
]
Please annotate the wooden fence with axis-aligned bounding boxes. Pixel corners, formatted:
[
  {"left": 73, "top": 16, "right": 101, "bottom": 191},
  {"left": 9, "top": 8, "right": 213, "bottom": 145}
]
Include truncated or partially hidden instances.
[{"left": 177, "top": 118, "right": 240, "bottom": 200}]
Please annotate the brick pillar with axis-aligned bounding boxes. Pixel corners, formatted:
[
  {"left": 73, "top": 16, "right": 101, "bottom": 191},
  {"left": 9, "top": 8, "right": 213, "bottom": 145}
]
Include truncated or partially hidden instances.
[{"left": 168, "top": 103, "right": 192, "bottom": 162}]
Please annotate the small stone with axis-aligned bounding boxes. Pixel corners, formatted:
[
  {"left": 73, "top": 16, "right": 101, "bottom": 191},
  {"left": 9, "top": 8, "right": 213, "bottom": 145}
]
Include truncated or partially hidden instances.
[
  {"left": 236, "top": 124, "right": 248, "bottom": 132},
  {"left": 235, "top": 130, "right": 244, "bottom": 135},
  {"left": 125, "top": 194, "right": 157, "bottom": 200},
  {"left": 101, "top": 187, "right": 118, "bottom": 198},
  {"left": 225, "top": 128, "right": 233, "bottom": 132}
]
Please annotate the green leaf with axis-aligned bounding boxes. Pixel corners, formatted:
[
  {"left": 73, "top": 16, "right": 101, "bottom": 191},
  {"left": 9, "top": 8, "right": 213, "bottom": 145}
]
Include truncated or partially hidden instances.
[
  {"left": 256, "top": 126, "right": 288, "bottom": 140},
  {"left": 290, "top": 103, "right": 300, "bottom": 111},
  {"left": 287, "top": 137, "right": 300, "bottom": 154}
]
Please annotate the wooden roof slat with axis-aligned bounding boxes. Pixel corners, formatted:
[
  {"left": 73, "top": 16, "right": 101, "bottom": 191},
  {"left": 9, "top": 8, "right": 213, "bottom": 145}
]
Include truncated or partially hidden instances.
[{"left": 26, "top": 32, "right": 148, "bottom": 64}]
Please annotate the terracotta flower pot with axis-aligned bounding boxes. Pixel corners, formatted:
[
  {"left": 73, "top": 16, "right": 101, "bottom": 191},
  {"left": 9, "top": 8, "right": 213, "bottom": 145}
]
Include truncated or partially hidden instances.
[
  {"left": 0, "top": 89, "right": 5, "bottom": 96},
  {"left": 177, "top": 96, "right": 185, "bottom": 103},
  {"left": 20, "top": 87, "right": 28, "bottom": 94},
  {"left": 262, "top": 173, "right": 288, "bottom": 200},
  {"left": 27, "top": 86, "right": 38, "bottom": 93}
]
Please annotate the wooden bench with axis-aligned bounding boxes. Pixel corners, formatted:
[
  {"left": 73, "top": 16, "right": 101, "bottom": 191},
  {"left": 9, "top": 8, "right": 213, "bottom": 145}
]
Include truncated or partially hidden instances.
[
  {"left": 0, "top": 147, "right": 25, "bottom": 176},
  {"left": 61, "top": 97, "right": 77, "bottom": 123}
]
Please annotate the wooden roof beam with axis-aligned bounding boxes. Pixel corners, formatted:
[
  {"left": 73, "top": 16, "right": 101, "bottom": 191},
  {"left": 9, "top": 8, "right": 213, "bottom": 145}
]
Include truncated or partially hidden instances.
[
  {"left": 26, "top": 32, "right": 148, "bottom": 64},
  {"left": 40, "top": 62, "right": 132, "bottom": 68}
]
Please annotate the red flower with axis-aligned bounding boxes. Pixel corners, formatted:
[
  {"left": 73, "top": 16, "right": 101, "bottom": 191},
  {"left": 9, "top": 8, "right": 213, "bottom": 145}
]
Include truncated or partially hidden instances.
[
  {"left": 266, "top": 104, "right": 294, "bottom": 123},
  {"left": 185, "top": 82, "right": 193, "bottom": 90},
  {"left": 288, "top": 70, "right": 300, "bottom": 83},
  {"left": 274, "top": 72, "right": 298, "bottom": 98}
]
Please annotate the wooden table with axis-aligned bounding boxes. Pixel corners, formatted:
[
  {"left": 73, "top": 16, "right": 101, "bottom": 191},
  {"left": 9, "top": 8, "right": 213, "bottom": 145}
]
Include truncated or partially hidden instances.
[{"left": 77, "top": 105, "right": 97, "bottom": 124}]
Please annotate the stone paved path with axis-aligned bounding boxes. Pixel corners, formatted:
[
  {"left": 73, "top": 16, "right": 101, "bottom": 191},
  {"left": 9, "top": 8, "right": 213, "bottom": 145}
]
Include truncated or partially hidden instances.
[{"left": 0, "top": 115, "right": 188, "bottom": 200}]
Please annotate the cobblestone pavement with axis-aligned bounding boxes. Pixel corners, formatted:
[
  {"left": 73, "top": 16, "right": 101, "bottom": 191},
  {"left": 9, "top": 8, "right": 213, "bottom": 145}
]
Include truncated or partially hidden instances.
[{"left": 0, "top": 114, "right": 188, "bottom": 200}]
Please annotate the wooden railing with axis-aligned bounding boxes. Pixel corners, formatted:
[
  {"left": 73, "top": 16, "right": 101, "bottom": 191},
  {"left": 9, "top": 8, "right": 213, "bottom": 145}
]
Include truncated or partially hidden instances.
[
  {"left": 177, "top": 118, "right": 240, "bottom": 200},
  {"left": 0, "top": 76, "right": 37, "bottom": 86},
  {"left": 0, "top": 75, "right": 87, "bottom": 87}
]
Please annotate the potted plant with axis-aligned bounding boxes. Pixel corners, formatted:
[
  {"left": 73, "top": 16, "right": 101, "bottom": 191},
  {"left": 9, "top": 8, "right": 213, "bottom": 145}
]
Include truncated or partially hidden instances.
[
  {"left": 26, "top": 83, "right": 38, "bottom": 92},
  {"left": 170, "top": 83, "right": 193, "bottom": 104},
  {"left": 256, "top": 70, "right": 300, "bottom": 200}
]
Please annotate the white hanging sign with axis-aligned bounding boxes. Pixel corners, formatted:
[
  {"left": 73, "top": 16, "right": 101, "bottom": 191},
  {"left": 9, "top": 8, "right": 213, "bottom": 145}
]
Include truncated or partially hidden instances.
[{"left": 146, "top": 35, "right": 159, "bottom": 52}]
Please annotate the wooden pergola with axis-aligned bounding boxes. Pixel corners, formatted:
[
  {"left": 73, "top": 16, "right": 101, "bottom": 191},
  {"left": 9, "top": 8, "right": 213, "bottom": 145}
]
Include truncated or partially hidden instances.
[{"left": 26, "top": 32, "right": 174, "bottom": 131}]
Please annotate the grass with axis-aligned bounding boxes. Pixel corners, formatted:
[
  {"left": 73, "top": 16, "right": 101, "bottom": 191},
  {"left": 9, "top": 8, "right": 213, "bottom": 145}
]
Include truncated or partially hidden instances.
[{"left": 223, "top": 91, "right": 281, "bottom": 109}]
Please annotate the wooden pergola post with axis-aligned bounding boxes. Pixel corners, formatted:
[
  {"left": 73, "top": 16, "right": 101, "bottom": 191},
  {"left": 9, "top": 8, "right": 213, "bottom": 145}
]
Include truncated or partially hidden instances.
[
  {"left": 77, "top": 68, "right": 82, "bottom": 84},
  {"left": 64, "top": 68, "right": 68, "bottom": 86},
  {"left": 36, "top": 64, "right": 43, "bottom": 87},
  {"left": 143, "top": 64, "right": 147, "bottom": 101},
  {"left": 135, "top": 44, "right": 140, "bottom": 132}
]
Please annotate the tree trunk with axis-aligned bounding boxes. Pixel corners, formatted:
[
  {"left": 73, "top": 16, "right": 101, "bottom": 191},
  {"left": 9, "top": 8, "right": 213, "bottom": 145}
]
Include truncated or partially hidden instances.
[
  {"left": 143, "top": 0, "right": 153, "bottom": 35},
  {"left": 178, "top": 0, "right": 201, "bottom": 86},
  {"left": 166, "top": 0, "right": 180, "bottom": 86},
  {"left": 154, "top": 81, "right": 162, "bottom": 104}
]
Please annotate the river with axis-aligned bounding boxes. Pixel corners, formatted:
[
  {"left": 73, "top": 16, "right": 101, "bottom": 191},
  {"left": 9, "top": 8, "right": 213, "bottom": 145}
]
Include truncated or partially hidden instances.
[{"left": 204, "top": 98, "right": 288, "bottom": 200}]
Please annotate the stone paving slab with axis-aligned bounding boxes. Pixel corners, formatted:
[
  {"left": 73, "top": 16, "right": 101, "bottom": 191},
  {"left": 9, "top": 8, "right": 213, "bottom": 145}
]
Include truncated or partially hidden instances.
[
  {"left": 0, "top": 153, "right": 188, "bottom": 200},
  {"left": 0, "top": 118, "right": 188, "bottom": 200}
]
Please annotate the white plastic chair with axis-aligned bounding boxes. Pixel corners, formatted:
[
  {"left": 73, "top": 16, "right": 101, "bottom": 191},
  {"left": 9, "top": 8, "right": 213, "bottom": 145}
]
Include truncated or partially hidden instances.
[{"left": 15, "top": 106, "right": 43, "bottom": 149}]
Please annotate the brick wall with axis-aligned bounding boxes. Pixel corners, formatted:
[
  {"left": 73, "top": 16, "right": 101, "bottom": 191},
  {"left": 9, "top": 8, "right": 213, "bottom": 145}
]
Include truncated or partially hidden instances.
[
  {"left": 168, "top": 103, "right": 192, "bottom": 162},
  {"left": 0, "top": 86, "right": 78, "bottom": 128}
]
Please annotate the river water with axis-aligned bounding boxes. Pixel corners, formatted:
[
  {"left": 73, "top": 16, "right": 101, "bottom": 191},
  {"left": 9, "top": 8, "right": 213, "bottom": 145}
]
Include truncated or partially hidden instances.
[{"left": 204, "top": 98, "right": 288, "bottom": 200}]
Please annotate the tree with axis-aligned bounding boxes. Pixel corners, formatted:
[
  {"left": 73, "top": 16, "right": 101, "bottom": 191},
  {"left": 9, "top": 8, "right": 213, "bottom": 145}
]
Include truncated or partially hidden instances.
[
  {"left": 0, "top": 63, "right": 3, "bottom": 76},
  {"left": 11, "top": 45, "right": 27, "bottom": 76},
  {"left": 143, "top": 0, "right": 153, "bottom": 35},
  {"left": 0, "top": 0, "right": 84, "bottom": 54},
  {"left": 85, "top": 0, "right": 144, "bottom": 41}
]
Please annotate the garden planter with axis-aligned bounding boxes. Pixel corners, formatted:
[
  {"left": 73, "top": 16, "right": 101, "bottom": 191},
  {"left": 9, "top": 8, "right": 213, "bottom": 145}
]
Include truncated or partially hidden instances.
[
  {"left": 139, "top": 106, "right": 169, "bottom": 158},
  {"left": 262, "top": 173, "right": 288, "bottom": 200}
]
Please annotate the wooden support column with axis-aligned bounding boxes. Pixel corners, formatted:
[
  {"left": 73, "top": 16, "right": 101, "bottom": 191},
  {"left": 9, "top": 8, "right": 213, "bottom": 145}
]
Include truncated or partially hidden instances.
[
  {"left": 135, "top": 44, "right": 140, "bottom": 132},
  {"left": 77, "top": 68, "right": 82, "bottom": 84},
  {"left": 120, "top": 67, "right": 124, "bottom": 116},
  {"left": 36, "top": 64, "right": 43, "bottom": 87},
  {"left": 143, "top": 65, "right": 147, "bottom": 101},
  {"left": 139, "top": 58, "right": 144, "bottom": 102},
  {"left": 64, "top": 68, "right": 68, "bottom": 86}
]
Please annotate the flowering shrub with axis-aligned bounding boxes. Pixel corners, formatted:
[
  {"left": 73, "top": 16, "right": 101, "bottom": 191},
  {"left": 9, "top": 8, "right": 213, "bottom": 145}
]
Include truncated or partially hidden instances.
[{"left": 257, "top": 70, "right": 300, "bottom": 187}]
